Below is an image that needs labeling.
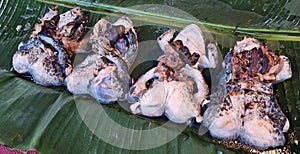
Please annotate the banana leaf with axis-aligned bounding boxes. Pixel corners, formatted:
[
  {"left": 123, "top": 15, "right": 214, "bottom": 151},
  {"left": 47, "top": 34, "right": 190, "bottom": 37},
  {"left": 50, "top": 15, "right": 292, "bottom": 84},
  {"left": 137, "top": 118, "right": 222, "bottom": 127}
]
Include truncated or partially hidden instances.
[{"left": 0, "top": 0, "right": 299, "bottom": 153}]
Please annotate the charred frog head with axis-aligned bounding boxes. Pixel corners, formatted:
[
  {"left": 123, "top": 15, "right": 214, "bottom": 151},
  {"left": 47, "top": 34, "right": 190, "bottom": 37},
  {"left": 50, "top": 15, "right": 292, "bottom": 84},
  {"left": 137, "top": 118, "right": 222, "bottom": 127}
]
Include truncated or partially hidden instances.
[
  {"left": 31, "top": 6, "right": 86, "bottom": 54},
  {"left": 157, "top": 24, "right": 218, "bottom": 69},
  {"left": 91, "top": 16, "right": 138, "bottom": 68}
]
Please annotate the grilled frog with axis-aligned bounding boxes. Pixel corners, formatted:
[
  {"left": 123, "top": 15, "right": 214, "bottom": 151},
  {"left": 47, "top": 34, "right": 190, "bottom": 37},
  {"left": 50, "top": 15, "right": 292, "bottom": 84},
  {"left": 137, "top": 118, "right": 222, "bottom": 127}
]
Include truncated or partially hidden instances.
[
  {"left": 12, "top": 7, "right": 86, "bottom": 86},
  {"left": 65, "top": 16, "right": 136, "bottom": 104},
  {"left": 202, "top": 38, "right": 292, "bottom": 150},
  {"left": 129, "top": 51, "right": 208, "bottom": 124}
]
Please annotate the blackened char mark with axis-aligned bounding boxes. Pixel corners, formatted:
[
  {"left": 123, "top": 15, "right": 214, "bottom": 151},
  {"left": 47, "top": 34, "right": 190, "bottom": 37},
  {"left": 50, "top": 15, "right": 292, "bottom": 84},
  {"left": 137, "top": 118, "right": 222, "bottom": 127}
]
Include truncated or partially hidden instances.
[
  {"left": 68, "top": 19, "right": 85, "bottom": 41},
  {"left": 249, "top": 48, "right": 263, "bottom": 77},
  {"left": 146, "top": 77, "right": 159, "bottom": 89},
  {"left": 188, "top": 53, "right": 200, "bottom": 65},
  {"left": 114, "top": 35, "right": 129, "bottom": 54},
  {"left": 261, "top": 53, "right": 269, "bottom": 74},
  {"left": 40, "top": 15, "right": 60, "bottom": 37}
]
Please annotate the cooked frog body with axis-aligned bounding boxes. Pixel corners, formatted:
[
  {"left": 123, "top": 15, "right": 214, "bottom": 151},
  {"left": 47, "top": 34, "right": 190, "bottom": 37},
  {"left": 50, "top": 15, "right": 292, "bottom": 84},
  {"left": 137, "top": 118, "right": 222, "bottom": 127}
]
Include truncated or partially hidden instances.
[
  {"left": 130, "top": 24, "right": 215, "bottom": 124},
  {"left": 65, "top": 53, "right": 131, "bottom": 104},
  {"left": 65, "top": 16, "right": 137, "bottom": 104},
  {"left": 240, "top": 91, "right": 289, "bottom": 149},
  {"left": 12, "top": 7, "right": 86, "bottom": 86},
  {"left": 204, "top": 84, "right": 290, "bottom": 150},
  {"left": 12, "top": 36, "right": 71, "bottom": 86},
  {"left": 203, "top": 38, "right": 291, "bottom": 150},
  {"left": 91, "top": 16, "right": 138, "bottom": 68},
  {"left": 129, "top": 50, "right": 207, "bottom": 124},
  {"left": 130, "top": 78, "right": 166, "bottom": 117},
  {"left": 38, "top": 34, "right": 72, "bottom": 75},
  {"left": 65, "top": 54, "right": 98, "bottom": 94},
  {"left": 66, "top": 16, "right": 135, "bottom": 104},
  {"left": 89, "top": 53, "right": 131, "bottom": 104},
  {"left": 164, "top": 80, "right": 200, "bottom": 123}
]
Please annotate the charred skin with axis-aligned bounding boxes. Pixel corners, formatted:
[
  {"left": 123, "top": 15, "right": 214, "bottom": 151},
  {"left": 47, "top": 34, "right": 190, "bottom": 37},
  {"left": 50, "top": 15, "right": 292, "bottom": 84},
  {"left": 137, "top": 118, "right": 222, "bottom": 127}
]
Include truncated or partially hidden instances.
[
  {"left": 31, "top": 7, "right": 86, "bottom": 54},
  {"left": 13, "top": 36, "right": 70, "bottom": 86},
  {"left": 171, "top": 40, "right": 200, "bottom": 66},
  {"left": 32, "top": 6, "right": 86, "bottom": 41},
  {"left": 91, "top": 16, "right": 138, "bottom": 68},
  {"left": 157, "top": 24, "right": 218, "bottom": 69}
]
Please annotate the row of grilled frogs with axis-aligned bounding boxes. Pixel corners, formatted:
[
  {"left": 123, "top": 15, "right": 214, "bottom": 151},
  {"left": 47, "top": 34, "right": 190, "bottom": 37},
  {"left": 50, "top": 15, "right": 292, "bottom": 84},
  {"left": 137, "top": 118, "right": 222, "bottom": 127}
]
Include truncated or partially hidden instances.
[
  {"left": 11, "top": 6, "right": 293, "bottom": 151},
  {"left": 202, "top": 38, "right": 292, "bottom": 150},
  {"left": 128, "top": 27, "right": 292, "bottom": 150},
  {"left": 12, "top": 7, "right": 138, "bottom": 104}
]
